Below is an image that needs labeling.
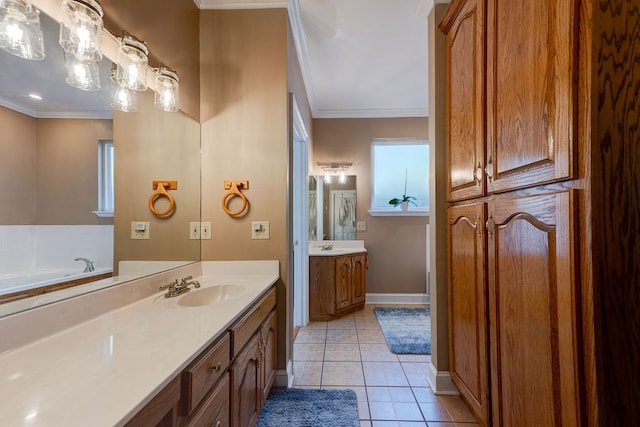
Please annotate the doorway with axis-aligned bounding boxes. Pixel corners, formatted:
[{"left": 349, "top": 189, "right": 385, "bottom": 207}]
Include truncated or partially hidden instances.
[{"left": 292, "top": 97, "right": 309, "bottom": 329}]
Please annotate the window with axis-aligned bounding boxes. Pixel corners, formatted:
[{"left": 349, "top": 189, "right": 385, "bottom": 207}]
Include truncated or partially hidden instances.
[
  {"left": 370, "top": 138, "right": 429, "bottom": 216},
  {"left": 94, "top": 140, "right": 114, "bottom": 217}
]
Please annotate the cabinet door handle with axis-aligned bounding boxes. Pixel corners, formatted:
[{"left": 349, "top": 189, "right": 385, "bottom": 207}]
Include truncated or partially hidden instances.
[
  {"left": 485, "top": 156, "right": 493, "bottom": 182},
  {"left": 485, "top": 215, "right": 494, "bottom": 237},
  {"left": 211, "top": 361, "right": 222, "bottom": 373},
  {"left": 213, "top": 421, "right": 221, "bottom": 427},
  {"left": 474, "top": 162, "right": 483, "bottom": 185}
]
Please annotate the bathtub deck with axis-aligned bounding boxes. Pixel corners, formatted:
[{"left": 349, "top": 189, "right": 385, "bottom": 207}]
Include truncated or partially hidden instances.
[{"left": 0, "top": 272, "right": 113, "bottom": 305}]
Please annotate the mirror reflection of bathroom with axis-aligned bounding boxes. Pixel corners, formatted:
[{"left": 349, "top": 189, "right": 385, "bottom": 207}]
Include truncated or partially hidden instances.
[{"left": 308, "top": 175, "right": 357, "bottom": 241}]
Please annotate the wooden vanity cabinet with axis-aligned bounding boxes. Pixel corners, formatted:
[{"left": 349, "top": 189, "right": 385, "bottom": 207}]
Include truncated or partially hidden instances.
[
  {"left": 230, "top": 288, "right": 277, "bottom": 427},
  {"left": 309, "top": 252, "right": 367, "bottom": 321},
  {"left": 128, "top": 286, "right": 276, "bottom": 427}
]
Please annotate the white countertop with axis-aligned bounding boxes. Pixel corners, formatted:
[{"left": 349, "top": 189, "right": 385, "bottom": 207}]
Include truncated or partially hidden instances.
[
  {"left": 0, "top": 263, "right": 279, "bottom": 426},
  {"left": 308, "top": 240, "right": 367, "bottom": 256}
]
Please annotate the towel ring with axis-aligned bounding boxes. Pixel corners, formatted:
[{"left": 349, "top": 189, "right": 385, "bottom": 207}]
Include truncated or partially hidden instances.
[
  {"left": 149, "top": 181, "right": 177, "bottom": 217},
  {"left": 222, "top": 180, "right": 249, "bottom": 217}
]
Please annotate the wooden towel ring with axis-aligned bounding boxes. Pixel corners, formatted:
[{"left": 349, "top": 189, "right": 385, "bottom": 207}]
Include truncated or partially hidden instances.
[
  {"left": 149, "top": 181, "right": 177, "bottom": 217},
  {"left": 222, "top": 180, "right": 249, "bottom": 217}
]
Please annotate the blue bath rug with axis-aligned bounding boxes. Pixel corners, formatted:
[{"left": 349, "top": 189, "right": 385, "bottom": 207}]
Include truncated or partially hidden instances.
[
  {"left": 256, "top": 388, "right": 359, "bottom": 427},
  {"left": 374, "top": 307, "right": 431, "bottom": 354}
]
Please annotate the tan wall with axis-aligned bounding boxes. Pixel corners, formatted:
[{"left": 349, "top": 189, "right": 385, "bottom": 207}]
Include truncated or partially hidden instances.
[
  {"left": 312, "top": 118, "right": 429, "bottom": 295},
  {"left": 36, "top": 118, "right": 113, "bottom": 225},
  {"left": 200, "top": 8, "right": 290, "bottom": 370},
  {"left": 113, "top": 91, "right": 201, "bottom": 269},
  {"left": 0, "top": 106, "right": 37, "bottom": 225},
  {"left": 102, "top": 0, "right": 200, "bottom": 121}
]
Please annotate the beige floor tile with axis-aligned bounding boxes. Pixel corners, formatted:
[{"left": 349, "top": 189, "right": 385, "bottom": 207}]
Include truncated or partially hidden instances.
[
  {"left": 327, "top": 328, "right": 359, "bottom": 343},
  {"left": 369, "top": 401, "right": 424, "bottom": 421},
  {"left": 437, "top": 396, "right": 478, "bottom": 423},
  {"left": 293, "top": 342, "right": 325, "bottom": 361},
  {"left": 423, "top": 423, "right": 457, "bottom": 427},
  {"left": 322, "top": 361, "right": 365, "bottom": 386},
  {"left": 292, "top": 361, "right": 322, "bottom": 386},
  {"left": 327, "top": 314, "right": 357, "bottom": 329},
  {"left": 412, "top": 387, "right": 439, "bottom": 403},
  {"left": 401, "top": 362, "right": 431, "bottom": 387},
  {"left": 418, "top": 402, "right": 453, "bottom": 422},
  {"left": 356, "top": 317, "right": 384, "bottom": 329},
  {"left": 303, "top": 321, "right": 328, "bottom": 330},
  {"left": 398, "top": 354, "right": 431, "bottom": 363},
  {"left": 358, "top": 329, "right": 387, "bottom": 343},
  {"left": 295, "top": 328, "right": 327, "bottom": 343},
  {"left": 324, "top": 343, "right": 361, "bottom": 361},
  {"left": 372, "top": 421, "right": 429, "bottom": 426},
  {"left": 366, "top": 386, "right": 416, "bottom": 403},
  {"left": 361, "top": 421, "right": 373, "bottom": 427},
  {"left": 363, "top": 361, "right": 409, "bottom": 386},
  {"left": 360, "top": 343, "right": 400, "bottom": 362}
]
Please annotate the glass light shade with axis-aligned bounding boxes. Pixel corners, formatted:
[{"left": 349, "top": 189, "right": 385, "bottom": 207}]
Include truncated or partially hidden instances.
[
  {"left": 154, "top": 67, "right": 179, "bottom": 112},
  {"left": 116, "top": 34, "right": 148, "bottom": 91},
  {"left": 110, "top": 67, "right": 136, "bottom": 112},
  {"left": 339, "top": 171, "right": 346, "bottom": 184},
  {"left": 0, "top": 0, "right": 44, "bottom": 60},
  {"left": 64, "top": 51, "right": 100, "bottom": 91},
  {"left": 59, "top": 0, "right": 103, "bottom": 61}
]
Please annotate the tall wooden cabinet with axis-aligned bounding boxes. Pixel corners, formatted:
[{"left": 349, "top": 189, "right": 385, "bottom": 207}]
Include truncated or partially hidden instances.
[
  {"left": 442, "top": 0, "right": 640, "bottom": 425},
  {"left": 441, "top": 0, "right": 584, "bottom": 425}
]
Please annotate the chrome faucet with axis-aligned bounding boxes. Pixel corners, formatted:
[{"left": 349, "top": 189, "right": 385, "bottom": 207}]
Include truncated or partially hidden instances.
[
  {"left": 74, "top": 257, "right": 95, "bottom": 273},
  {"left": 159, "top": 276, "right": 201, "bottom": 298}
]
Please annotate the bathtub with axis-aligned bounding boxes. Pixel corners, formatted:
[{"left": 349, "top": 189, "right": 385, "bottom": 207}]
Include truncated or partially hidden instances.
[{"left": 0, "top": 268, "right": 113, "bottom": 296}]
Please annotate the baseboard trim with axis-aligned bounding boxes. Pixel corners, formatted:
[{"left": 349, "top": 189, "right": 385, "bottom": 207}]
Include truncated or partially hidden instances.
[
  {"left": 427, "top": 362, "right": 458, "bottom": 395},
  {"left": 366, "top": 293, "right": 430, "bottom": 305},
  {"left": 274, "top": 359, "right": 293, "bottom": 388}
]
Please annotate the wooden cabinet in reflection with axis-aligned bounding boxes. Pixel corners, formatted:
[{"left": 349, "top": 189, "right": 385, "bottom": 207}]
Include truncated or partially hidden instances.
[{"left": 310, "top": 252, "right": 367, "bottom": 321}]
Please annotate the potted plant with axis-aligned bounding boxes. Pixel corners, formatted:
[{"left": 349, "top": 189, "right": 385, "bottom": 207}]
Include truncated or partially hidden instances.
[{"left": 388, "top": 169, "right": 417, "bottom": 211}]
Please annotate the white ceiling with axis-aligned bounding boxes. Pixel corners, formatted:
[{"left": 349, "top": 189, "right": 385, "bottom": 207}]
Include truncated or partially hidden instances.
[
  {"left": 0, "top": 1, "right": 429, "bottom": 119},
  {"left": 198, "top": 0, "right": 430, "bottom": 118}
]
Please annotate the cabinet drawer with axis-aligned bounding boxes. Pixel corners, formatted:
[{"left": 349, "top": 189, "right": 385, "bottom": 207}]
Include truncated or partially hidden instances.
[
  {"left": 181, "top": 332, "right": 231, "bottom": 415},
  {"left": 230, "top": 287, "right": 276, "bottom": 357},
  {"left": 185, "top": 373, "right": 230, "bottom": 427}
]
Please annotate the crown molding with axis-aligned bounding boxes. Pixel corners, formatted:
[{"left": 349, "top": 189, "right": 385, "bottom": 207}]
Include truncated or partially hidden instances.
[
  {"left": 314, "top": 107, "right": 429, "bottom": 119},
  {"left": 195, "top": 0, "right": 289, "bottom": 9}
]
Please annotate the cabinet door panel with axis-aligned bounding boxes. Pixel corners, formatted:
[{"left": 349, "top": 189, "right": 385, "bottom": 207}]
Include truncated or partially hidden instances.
[
  {"left": 445, "top": 0, "right": 485, "bottom": 201},
  {"left": 486, "top": 0, "right": 575, "bottom": 192},
  {"left": 335, "top": 257, "right": 352, "bottom": 310},
  {"left": 230, "top": 334, "right": 261, "bottom": 427},
  {"left": 447, "top": 202, "right": 489, "bottom": 425},
  {"left": 351, "top": 254, "right": 367, "bottom": 305},
  {"left": 260, "top": 310, "right": 277, "bottom": 406},
  {"left": 487, "top": 191, "right": 580, "bottom": 426}
]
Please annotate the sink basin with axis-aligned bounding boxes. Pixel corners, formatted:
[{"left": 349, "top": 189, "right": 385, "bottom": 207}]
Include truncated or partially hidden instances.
[{"left": 177, "top": 284, "right": 248, "bottom": 307}]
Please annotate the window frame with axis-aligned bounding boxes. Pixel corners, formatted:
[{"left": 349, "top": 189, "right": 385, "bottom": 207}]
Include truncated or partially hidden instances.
[
  {"left": 368, "top": 138, "right": 429, "bottom": 217},
  {"left": 93, "top": 139, "right": 114, "bottom": 217}
]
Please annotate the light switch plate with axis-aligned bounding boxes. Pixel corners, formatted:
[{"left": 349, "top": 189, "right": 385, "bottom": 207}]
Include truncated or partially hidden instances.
[
  {"left": 356, "top": 221, "right": 367, "bottom": 231},
  {"left": 201, "top": 222, "right": 212, "bottom": 239},
  {"left": 189, "top": 222, "right": 200, "bottom": 239},
  {"left": 251, "top": 221, "right": 270, "bottom": 240},
  {"left": 131, "top": 222, "right": 150, "bottom": 239}
]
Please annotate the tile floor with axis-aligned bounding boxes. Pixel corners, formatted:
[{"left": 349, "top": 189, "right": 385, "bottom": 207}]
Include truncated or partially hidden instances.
[{"left": 293, "top": 304, "right": 480, "bottom": 427}]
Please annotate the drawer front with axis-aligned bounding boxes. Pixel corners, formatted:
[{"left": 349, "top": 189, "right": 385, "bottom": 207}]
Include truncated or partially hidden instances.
[
  {"left": 182, "top": 332, "right": 231, "bottom": 415},
  {"left": 231, "top": 287, "right": 276, "bottom": 357},
  {"left": 185, "top": 373, "right": 230, "bottom": 427}
]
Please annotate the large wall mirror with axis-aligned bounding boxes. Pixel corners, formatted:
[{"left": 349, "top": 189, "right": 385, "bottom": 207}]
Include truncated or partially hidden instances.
[
  {"left": 0, "top": 11, "right": 200, "bottom": 317},
  {"left": 309, "top": 175, "right": 357, "bottom": 241}
]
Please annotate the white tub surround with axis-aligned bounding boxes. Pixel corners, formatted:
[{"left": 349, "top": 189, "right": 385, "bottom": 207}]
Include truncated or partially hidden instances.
[
  {"left": 308, "top": 239, "right": 367, "bottom": 256},
  {"left": 0, "top": 261, "right": 279, "bottom": 426}
]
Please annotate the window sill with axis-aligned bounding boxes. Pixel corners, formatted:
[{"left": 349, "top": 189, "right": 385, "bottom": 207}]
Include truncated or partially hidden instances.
[
  {"left": 368, "top": 208, "right": 429, "bottom": 217},
  {"left": 92, "top": 210, "right": 114, "bottom": 218}
]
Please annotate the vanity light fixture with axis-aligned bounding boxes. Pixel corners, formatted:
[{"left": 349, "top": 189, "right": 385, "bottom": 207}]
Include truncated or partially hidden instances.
[
  {"left": 0, "top": 0, "right": 44, "bottom": 60},
  {"left": 58, "top": 0, "right": 103, "bottom": 61},
  {"left": 64, "top": 50, "right": 100, "bottom": 91},
  {"left": 319, "top": 162, "right": 352, "bottom": 185},
  {"left": 116, "top": 32, "right": 148, "bottom": 91},
  {"left": 110, "top": 64, "right": 136, "bottom": 112},
  {"left": 154, "top": 66, "right": 179, "bottom": 112}
]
